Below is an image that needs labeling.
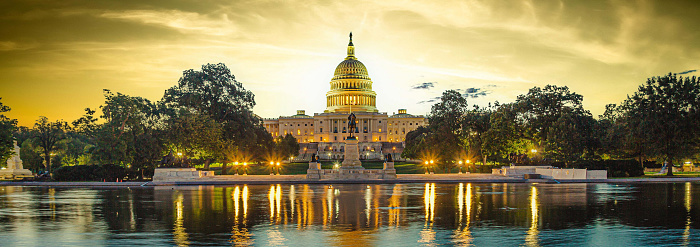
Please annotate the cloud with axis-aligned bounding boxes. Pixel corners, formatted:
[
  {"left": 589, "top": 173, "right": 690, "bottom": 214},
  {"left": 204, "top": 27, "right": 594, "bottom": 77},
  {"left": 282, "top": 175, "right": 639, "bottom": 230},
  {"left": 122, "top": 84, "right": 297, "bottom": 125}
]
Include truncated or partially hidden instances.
[
  {"left": 412, "top": 82, "right": 437, "bottom": 90},
  {"left": 678, "top": 70, "right": 696, "bottom": 75},
  {"left": 99, "top": 10, "right": 237, "bottom": 36},
  {"left": 0, "top": 41, "right": 38, "bottom": 51},
  {"left": 462, "top": 87, "right": 491, "bottom": 98},
  {"left": 417, "top": 96, "right": 440, "bottom": 104}
]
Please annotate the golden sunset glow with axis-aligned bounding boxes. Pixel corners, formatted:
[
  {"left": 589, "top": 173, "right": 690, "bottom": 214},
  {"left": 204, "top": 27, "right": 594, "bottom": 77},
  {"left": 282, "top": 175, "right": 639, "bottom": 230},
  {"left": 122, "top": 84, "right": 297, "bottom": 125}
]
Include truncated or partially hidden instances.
[{"left": 1, "top": 1, "right": 698, "bottom": 126}]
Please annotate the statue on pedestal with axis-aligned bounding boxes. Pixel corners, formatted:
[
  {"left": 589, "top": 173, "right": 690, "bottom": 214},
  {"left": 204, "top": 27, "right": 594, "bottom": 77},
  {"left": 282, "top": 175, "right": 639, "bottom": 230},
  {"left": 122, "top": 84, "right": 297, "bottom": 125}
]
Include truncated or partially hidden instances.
[
  {"left": 347, "top": 112, "right": 357, "bottom": 138},
  {"left": 6, "top": 141, "right": 22, "bottom": 170}
]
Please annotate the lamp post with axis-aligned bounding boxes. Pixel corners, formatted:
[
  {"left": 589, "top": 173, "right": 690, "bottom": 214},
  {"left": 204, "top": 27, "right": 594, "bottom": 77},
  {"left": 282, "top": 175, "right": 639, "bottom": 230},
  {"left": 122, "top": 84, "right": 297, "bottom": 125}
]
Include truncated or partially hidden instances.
[
  {"left": 234, "top": 161, "right": 239, "bottom": 175},
  {"left": 458, "top": 160, "right": 463, "bottom": 174},
  {"left": 270, "top": 161, "right": 275, "bottom": 175},
  {"left": 424, "top": 161, "right": 429, "bottom": 174},
  {"left": 430, "top": 160, "right": 434, "bottom": 174},
  {"left": 243, "top": 162, "right": 248, "bottom": 175},
  {"left": 276, "top": 162, "right": 281, "bottom": 175},
  {"left": 466, "top": 159, "right": 471, "bottom": 173}
]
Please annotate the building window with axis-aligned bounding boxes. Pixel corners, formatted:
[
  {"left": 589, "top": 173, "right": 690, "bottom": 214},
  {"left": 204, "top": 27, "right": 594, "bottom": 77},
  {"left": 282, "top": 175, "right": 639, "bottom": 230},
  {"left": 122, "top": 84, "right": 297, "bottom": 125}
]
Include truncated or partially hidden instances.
[
  {"left": 297, "top": 129, "right": 300, "bottom": 135},
  {"left": 305, "top": 124, "right": 307, "bottom": 126},
  {"left": 379, "top": 121, "right": 382, "bottom": 123},
  {"left": 320, "top": 121, "right": 323, "bottom": 124},
  {"left": 364, "top": 136, "right": 367, "bottom": 140},
  {"left": 320, "top": 137, "right": 323, "bottom": 141},
  {"left": 334, "top": 120, "right": 337, "bottom": 123},
  {"left": 311, "top": 124, "right": 313, "bottom": 126},
  {"left": 284, "top": 130, "right": 287, "bottom": 135},
  {"left": 379, "top": 128, "right": 382, "bottom": 132},
  {"left": 320, "top": 128, "right": 323, "bottom": 133},
  {"left": 364, "top": 127, "right": 368, "bottom": 133},
  {"left": 334, "top": 127, "right": 338, "bottom": 133},
  {"left": 334, "top": 136, "right": 337, "bottom": 141},
  {"left": 342, "top": 127, "right": 346, "bottom": 133},
  {"left": 379, "top": 136, "right": 382, "bottom": 141},
  {"left": 410, "top": 123, "right": 412, "bottom": 125}
]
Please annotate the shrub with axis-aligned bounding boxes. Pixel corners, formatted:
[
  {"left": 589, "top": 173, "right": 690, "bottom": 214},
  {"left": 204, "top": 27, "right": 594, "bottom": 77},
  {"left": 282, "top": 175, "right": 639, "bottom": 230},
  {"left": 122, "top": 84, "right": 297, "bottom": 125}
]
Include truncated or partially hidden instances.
[
  {"left": 569, "top": 160, "right": 644, "bottom": 177},
  {"left": 53, "top": 164, "right": 127, "bottom": 181}
]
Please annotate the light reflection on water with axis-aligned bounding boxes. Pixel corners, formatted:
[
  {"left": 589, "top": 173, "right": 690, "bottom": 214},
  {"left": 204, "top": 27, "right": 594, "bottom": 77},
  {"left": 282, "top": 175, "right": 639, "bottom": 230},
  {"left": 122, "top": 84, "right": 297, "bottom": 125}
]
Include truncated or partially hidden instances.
[{"left": 0, "top": 183, "right": 698, "bottom": 246}]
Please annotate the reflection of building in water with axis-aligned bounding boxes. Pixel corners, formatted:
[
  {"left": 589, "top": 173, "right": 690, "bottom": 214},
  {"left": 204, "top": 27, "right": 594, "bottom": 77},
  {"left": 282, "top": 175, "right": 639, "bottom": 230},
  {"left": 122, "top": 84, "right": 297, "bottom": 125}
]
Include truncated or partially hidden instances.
[
  {"left": 174, "top": 193, "right": 190, "bottom": 247},
  {"left": 419, "top": 183, "right": 437, "bottom": 245},
  {"left": 387, "top": 184, "right": 405, "bottom": 227},
  {"left": 525, "top": 186, "right": 539, "bottom": 247},
  {"left": 683, "top": 182, "right": 692, "bottom": 246},
  {"left": 231, "top": 185, "right": 252, "bottom": 246},
  {"left": 454, "top": 183, "right": 473, "bottom": 245}
]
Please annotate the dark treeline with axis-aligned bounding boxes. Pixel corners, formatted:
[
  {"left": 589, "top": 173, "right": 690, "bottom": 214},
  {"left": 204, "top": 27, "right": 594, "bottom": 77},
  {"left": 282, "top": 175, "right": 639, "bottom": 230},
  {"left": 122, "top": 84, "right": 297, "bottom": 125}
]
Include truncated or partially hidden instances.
[
  {"left": 402, "top": 73, "right": 700, "bottom": 176},
  {"left": 0, "top": 63, "right": 299, "bottom": 179}
]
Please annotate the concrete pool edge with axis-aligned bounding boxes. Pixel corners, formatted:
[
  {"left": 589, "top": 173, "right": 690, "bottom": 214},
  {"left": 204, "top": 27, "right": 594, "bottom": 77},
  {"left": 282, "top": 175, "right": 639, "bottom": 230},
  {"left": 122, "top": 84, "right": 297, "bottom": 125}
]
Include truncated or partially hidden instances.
[{"left": 2, "top": 175, "right": 700, "bottom": 186}]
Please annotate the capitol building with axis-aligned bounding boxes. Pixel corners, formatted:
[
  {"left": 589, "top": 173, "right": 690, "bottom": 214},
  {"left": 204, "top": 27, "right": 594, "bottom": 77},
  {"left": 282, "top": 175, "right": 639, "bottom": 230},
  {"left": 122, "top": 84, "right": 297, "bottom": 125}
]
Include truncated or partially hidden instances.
[{"left": 263, "top": 33, "right": 426, "bottom": 161}]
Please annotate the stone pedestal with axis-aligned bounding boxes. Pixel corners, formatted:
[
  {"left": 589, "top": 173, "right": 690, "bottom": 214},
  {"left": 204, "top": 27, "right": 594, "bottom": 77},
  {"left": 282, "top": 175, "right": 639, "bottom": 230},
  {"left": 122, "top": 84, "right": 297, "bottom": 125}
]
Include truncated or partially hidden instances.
[
  {"left": 153, "top": 168, "right": 214, "bottom": 181},
  {"left": 382, "top": 162, "right": 397, "bottom": 179},
  {"left": 306, "top": 162, "right": 322, "bottom": 179},
  {"left": 341, "top": 137, "right": 363, "bottom": 169},
  {"left": 0, "top": 169, "right": 33, "bottom": 180}
]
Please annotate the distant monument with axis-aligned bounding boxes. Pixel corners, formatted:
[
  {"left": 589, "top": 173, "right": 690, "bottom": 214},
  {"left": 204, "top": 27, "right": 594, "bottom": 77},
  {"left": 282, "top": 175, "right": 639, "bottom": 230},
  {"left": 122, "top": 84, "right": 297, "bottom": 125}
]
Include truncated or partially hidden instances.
[{"left": 0, "top": 141, "right": 33, "bottom": 179}]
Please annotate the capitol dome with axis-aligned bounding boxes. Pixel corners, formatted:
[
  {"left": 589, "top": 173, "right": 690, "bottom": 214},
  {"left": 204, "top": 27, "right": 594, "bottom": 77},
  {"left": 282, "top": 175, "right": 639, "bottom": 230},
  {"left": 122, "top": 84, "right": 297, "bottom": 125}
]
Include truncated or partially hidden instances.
[
  {"left": 325, "top": 33, "right": 378, "bottom": 113},
  {"left": 332, "top": 57, "right": 370, "bottom": 80}
]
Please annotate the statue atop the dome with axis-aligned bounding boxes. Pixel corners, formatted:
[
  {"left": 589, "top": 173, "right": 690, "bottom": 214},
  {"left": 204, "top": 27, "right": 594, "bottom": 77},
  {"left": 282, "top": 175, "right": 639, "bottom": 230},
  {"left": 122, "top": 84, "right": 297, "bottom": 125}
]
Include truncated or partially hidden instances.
[{"left": 347, "top": 112, "right": 357, "bottom": 139}]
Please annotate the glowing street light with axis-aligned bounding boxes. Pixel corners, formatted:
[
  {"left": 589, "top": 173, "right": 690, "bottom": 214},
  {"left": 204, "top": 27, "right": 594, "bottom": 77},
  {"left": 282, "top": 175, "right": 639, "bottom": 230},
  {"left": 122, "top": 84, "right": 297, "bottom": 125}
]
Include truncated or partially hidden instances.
[{"left": 531, "top": 149, "right": 537, "bottom": 154}]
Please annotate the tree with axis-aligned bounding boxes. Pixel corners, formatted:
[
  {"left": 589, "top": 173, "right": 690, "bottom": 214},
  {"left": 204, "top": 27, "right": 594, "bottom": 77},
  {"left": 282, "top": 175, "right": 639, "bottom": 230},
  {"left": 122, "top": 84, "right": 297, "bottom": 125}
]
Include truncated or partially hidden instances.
[
  {"left": 275, "top": 134, "right": 300, "bottom": 160},
  {"left": 162, "top": 108, "right": 222, "bottom": 167},
  {"left": 623, "top": 73, "right": 700, "bottom": 176},
  {"left": 94, "top": 90, "right": 164, "bottom": 176},
  {"left": 0, "top": 98, "right": 18, "bottom": 164},
  {"left": 161, "top": 63, "right": 271, "bottom": 162},
  {"left": 482, "top": 103, "right": 527, "bottom": 163},
  {"left": 463, "top": 104, "right": 495, "bottom": 166},
  {"left": 401, "top": 126, "right": 429, "bottom": 160},
  {"left": 512, "top": 85, "right": 594, "bottom": 164},
  {"left": 426, "top": 90, "right": 469, "bottom": 172},
  {"left": 32, "top": 117, "right": 68, "bottom": 174}
]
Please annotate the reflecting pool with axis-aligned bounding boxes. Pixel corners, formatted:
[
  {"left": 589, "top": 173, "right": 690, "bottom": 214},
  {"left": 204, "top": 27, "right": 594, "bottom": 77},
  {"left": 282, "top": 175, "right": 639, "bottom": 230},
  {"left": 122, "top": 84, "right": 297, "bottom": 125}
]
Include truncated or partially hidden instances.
[{"left": 0, "top": 183, "right": 698, "bottom": 246}]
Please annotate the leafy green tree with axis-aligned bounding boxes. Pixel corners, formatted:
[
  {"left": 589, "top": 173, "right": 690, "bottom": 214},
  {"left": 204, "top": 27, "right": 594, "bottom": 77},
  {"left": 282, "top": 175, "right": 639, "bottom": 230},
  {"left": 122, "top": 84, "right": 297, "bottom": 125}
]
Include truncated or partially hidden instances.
[
  {"left": 161, "top": 63, "right": 272, "bottom": 162},
  {"left": 482, "top": 103, "right": 526, "bottom": 162},
  {"left": 622, "top": 73, "right": 700, "bottom": 175},
  {"left": 0, "top": 98, "right": 18, "bottom": 164},
  {"left": 463, "top": 104, "right": 495, "bottom": 165},
  {"left": 401, "top": 126, "right": 429, "bottom": 160},
  {"left": 94, "top": 90, "right": 164, "bottom": 176},
  {"left": 275, "top": 134, "right": 300, "bottom": 160},
  {"left": 426, "top": 90, "right": 469, "bottom": 172},
  {"left": 545, "top": 107, "right": 598, "bottom": 165},
  {"left": 162, "top": 108, "right": 222, "bottom": 167},
  {"left": 512, "top": 85, "right": 594, "bottom": 164},
  {"left": 32, "top": 116, "right": 68, "bottom": 174}
]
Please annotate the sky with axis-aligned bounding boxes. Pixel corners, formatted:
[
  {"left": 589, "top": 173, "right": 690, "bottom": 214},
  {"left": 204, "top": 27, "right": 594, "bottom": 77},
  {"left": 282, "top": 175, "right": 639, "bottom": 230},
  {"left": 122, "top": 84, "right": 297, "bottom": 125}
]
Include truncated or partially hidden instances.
[{"left": 1, "top": 0, "right": 699, "bottom": 126}]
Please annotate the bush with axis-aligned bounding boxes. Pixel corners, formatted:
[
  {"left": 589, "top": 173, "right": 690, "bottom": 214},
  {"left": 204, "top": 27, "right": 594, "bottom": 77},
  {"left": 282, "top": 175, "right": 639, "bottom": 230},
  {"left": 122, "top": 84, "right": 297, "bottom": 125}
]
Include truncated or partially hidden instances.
[
  {"left": 53, "top": 164, "right": 127, "bottom": 181},
  {"left": 569, "top": 160, "right": 644, "bottom": 177}
]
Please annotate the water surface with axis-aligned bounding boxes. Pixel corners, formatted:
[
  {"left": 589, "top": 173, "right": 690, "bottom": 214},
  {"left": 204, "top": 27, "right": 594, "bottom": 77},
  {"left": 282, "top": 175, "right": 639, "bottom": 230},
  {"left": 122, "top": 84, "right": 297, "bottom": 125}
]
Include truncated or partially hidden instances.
[{"left": 0, "top": 183, "right": 698, "bottom": 246}]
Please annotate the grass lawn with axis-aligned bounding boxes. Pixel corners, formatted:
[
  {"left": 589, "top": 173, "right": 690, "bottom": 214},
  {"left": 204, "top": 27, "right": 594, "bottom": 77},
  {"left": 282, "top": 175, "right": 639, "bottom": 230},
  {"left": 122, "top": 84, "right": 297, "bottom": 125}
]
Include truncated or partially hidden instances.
[
  {"left": 608, "top": 171, "right": 700, "bottom": 179},
  {"left": 643, "top": 171, "right": 700, "bottom": 177},
  {"left": 202, "top": 161, "right": 480, "bottom": 175}
]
